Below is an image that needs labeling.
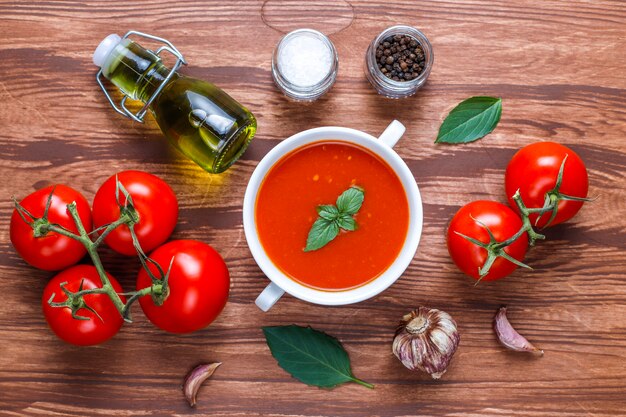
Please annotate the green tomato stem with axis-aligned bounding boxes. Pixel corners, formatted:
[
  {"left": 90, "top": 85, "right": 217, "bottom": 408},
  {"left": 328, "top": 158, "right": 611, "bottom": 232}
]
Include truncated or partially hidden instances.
[
  {"left": 86, "top": 244, "right": 126, "bottom": 314},
  {"left": 506, "top": 191, "right": 546, "bottom": 246},
  {"left": 42, "top": 200, "right": 160, "bottom": 322},
  {"left": 43, "top": 222, "right": 82, "bottom": 242},
  {"left": 46, "top": 218, "right": 140, "bottom": 318},
  {"left": 92, "top": 215, "right": 132, "bottom": 247},
  {"left": 64, "top": 202, "right": 126, "bottom": 314},
  {"left": 16, "top": 184, "right": 169, "bottom": 324},
  {"left": 460, "top": 189, "right": 556, "bottom": 280},
  {"left": 69, "top": 287, "right": 109, "bottom": 297},
  {"left": 121, "top": 286, "right": 153, "bottom": 320}
]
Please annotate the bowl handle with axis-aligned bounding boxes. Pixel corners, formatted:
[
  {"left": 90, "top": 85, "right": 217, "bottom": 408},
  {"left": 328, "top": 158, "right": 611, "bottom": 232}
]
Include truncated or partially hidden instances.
[
  {"left": 378, "top": 120, "right": 406, "bottom": 148},
  {"left": 255, "top": 282, "right": 286, "bottom": 312}
]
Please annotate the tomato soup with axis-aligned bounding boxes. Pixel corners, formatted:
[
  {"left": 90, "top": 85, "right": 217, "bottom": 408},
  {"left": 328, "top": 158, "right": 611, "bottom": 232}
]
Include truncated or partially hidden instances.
[{"left": 255, "top": 141, "right": 409, "bottom": 291}]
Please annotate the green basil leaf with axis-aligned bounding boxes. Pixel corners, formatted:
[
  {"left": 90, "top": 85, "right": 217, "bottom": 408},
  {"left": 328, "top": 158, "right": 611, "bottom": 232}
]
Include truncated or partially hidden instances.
[
  {"left": 304, "top": 218, "right": 339, "bottom": 252},
  {"left": 435, "top": 96, "right": 502, "bottom": 144},
  {"left": 336, "top": 213, "right": 357, "bottom": 231},
  {"left": 336, "top": 186, "right": 364, "bottom": 215},
  {"left": 304, "top": 186, "right": 365, "bottom": 252},
  {"left": 317, "top": 205, "right": 339, "bottom": 221},
  {"left": 262, "top": 325, "right": 373, "bottom": 389}
]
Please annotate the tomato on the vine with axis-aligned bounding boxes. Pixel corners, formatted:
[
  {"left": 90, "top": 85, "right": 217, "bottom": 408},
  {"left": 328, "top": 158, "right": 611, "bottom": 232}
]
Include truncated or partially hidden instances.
[
  {"left": 505, "top": 142, "right": 588, "bottom": 227},
  {"left": 42, "top": 265, "right": 125, "bottom": 346},
  {"left": 447, "top": 201, "right": 528, "bottom": 281},
  {"left": 10, "top": 185, "right": 92, "bottom": 271},
  {"left": 92, "top": 170, "right": 178, "bottom": 256},
  {"left": 137, "top": 240, "right": 229, "bottom": 334}
]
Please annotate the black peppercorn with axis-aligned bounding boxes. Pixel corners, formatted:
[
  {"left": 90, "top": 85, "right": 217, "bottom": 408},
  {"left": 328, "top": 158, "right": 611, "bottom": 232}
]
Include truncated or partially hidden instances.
[{"left": 374, "top": 33, "right": 425, "bottom": 82}]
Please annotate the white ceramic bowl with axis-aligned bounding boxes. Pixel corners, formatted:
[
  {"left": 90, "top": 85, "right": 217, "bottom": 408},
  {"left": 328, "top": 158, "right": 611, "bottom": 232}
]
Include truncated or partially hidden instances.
[{"left": 243, "top": 120, "right": 423, "bottom": 311}]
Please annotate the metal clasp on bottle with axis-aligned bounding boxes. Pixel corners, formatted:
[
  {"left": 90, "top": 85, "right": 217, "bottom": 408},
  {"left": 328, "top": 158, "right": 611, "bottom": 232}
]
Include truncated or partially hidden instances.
[{"left": 95, "top": 30, "right": 188, "bottom": 123}]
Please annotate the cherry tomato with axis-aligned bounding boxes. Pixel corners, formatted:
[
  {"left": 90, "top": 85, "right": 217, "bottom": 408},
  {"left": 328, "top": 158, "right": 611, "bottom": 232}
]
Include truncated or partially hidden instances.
[
  {"left": 505, "top": 142, "right": 588, "bottom": 227},
  {"left": 92, "top": 171, "right": 178, "bottom": 256},
  {"left": 42, "top": 265, "right": 125, "bottom": 346},
  {"left": 10, "top": 185, "right": 92, "bottom": 271},
  {"left": 137, "top": 240, "right": 229, "bottom": 334},
  {"left": 447, "top": 201, "right": 528, "bottom": 281}
]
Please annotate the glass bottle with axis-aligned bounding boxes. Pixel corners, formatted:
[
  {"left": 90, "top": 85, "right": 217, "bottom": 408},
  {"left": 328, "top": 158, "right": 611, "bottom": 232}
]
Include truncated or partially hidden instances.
[
  {"left": 364, "top": 25, "right": 433, "bottom": 99},
  {"left": 94, "top": 32, "right": 256, "bottom": 173}
]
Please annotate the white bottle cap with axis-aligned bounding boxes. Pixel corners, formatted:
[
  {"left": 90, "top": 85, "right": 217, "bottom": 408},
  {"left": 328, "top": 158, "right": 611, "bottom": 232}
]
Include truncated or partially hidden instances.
[{"left": 93, "top": 34, "right": 122, "bottom": 68}]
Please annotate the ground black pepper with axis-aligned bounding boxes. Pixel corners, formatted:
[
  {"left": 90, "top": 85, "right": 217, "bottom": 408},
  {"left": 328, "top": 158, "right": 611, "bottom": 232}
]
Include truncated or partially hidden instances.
[{"left": 375, "top": 34, "right": 425, "bottom": 81}]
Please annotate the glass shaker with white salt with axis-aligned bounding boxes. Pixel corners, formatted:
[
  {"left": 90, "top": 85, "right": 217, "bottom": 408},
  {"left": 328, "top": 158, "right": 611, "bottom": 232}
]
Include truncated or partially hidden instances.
[{"left": 271, "top": 29, "right": 338, "bottom": 101}]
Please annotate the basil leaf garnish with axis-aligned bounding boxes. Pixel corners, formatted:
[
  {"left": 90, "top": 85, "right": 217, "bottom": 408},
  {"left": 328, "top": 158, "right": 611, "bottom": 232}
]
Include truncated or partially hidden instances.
[
  {"left": 304, "top": 186, "right": 365, "bottom": 252},
  {"left": 336, "top": 213, "right": 357, "bottom": 231},
  {"left": 336, "top": 186, "right": 365, "bottom": 215},
  {"left": 317, "top": 205, "right": 339, "bottom": 221},
  {"left": 304, "top": 218, "right": 339, "bottom": 252}
]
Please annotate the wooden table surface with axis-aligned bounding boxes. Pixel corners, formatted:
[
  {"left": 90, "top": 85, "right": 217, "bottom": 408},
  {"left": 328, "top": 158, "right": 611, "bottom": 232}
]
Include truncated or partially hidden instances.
[{"left": 1, "top": 1, "right": 625, "bottom": 416}]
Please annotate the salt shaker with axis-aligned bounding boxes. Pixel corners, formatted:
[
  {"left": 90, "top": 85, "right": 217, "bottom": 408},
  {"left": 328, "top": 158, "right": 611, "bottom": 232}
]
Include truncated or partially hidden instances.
[{"left": 271, "top": 29, "right": 339, "bottom": 101}]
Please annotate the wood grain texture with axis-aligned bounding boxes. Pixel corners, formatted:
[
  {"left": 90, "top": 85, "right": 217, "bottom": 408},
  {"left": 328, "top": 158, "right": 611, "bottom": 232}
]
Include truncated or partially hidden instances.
[{"left": 1, "top": 0, "right": 625, "bottom": 416}]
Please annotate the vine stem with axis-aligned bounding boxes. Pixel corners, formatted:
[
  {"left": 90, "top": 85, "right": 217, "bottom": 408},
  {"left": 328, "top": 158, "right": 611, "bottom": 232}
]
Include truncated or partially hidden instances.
[
  {"left": 19, "top": 187, "right": 171, "bottom": 323},
  {"left": 494, "top": 190, "right": 546, "bottom": 249},
  {"left": 459, "top": 155, "right": 592, "bottom": 280},
  {"left": 55, "top": 202, "right": 127, "bottom": 315},
  {"left": 463, "top": 193, "right": 552, "bottom": 282},
  {"left": 122, "top": 286, "right": 153, "bottom": 319}
]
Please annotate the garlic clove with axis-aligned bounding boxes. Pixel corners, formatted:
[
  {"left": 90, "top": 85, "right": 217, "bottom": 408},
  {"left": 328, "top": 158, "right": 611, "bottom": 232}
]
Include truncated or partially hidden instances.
[
  {"left": 183, "top": 362, "right": 221, "bottom": 407},
  {"left": 494, "top": 306, "right": 543, "bottom": 355},
  {"left": 393, "top": 307, "right": 460, "bottom": 379}
]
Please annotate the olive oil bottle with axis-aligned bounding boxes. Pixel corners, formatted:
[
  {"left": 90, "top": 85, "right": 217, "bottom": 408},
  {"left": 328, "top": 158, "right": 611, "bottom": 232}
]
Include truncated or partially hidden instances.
[{"left": 93, "top": 32, "right": 256, "bottom": 173}]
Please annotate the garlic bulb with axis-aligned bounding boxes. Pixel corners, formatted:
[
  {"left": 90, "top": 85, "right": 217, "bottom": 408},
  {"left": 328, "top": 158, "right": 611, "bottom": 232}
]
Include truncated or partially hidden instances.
[{"left": 392, "top": 307, "right": 460, "bottom": 379}]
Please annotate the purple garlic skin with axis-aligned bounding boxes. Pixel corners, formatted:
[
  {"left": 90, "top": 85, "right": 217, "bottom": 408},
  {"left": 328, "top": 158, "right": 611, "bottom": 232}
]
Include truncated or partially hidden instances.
[
  {"left": 183, "top": 362, "right": 221, "bottom": 407},
  {"left": 393, "top": 307, "right": 460, "bottom": 379},
  {"left": 494, "top": 306, "right": 543, "bottom": 355}
]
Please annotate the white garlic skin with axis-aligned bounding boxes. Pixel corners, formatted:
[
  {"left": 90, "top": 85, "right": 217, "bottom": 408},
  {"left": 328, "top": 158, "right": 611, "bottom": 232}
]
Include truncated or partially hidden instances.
[{"left": 392, "top": 307, "right": 460, "bottom": 379}]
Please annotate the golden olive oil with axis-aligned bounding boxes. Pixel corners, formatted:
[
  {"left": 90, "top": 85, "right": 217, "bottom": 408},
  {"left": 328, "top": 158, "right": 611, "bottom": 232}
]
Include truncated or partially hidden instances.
[{"left": 100, "top": 39, "right": 256, "bottom": 173}]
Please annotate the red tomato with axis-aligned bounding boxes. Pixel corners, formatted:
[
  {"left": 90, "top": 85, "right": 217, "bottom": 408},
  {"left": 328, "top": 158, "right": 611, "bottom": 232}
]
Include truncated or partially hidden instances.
[
  {"left": 137, "top": 240, "right": 229, "bottom": 334},
  {"left": 10, "top": 185, "right": 92, "bottom": 271},
  {"left": 92, "top": 171, "right": 178, "bottom": 256},
  {"left": 447, "top": 201, "right": 528, "bottom": 281},
  {"left": 42, "top": 265, "right": 125, "bottom": 346},
  {"left": 505, "top": 142, "right": 588, "bottom": 227}
]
